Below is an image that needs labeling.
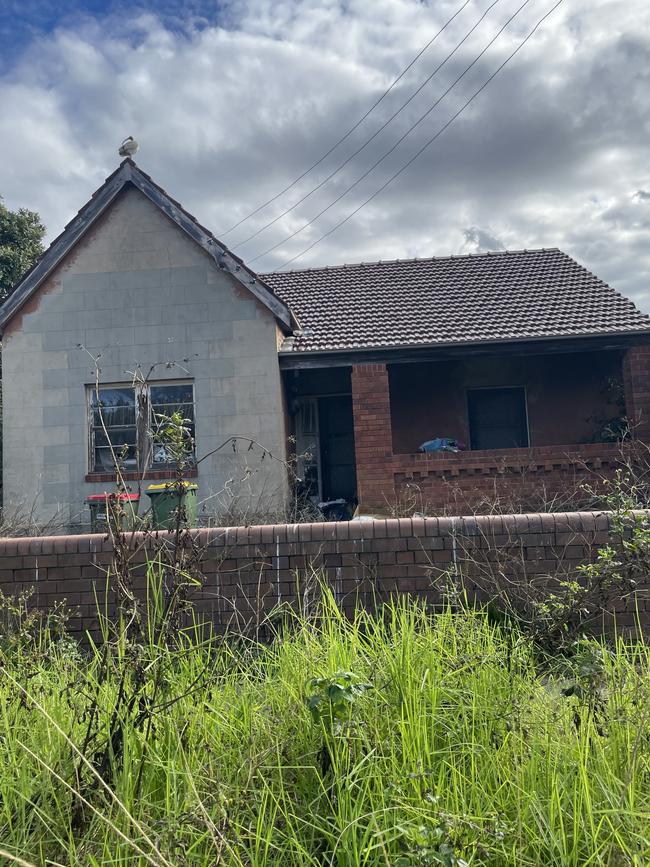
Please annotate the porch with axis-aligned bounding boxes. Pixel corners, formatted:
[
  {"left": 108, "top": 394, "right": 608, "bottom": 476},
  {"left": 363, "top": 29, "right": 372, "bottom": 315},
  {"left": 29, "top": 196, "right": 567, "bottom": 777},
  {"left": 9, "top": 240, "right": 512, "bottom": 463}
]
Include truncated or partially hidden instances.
[{"left": 282, "top": 343, "right": 650, "bottom": 513}]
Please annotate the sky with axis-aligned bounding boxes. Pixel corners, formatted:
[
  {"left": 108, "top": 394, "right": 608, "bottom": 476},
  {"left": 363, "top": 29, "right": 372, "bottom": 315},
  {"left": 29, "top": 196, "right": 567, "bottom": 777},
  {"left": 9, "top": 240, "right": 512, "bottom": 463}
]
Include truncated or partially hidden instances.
[{"left": 1, "top": 0, "right": 650, "bottom": 309}]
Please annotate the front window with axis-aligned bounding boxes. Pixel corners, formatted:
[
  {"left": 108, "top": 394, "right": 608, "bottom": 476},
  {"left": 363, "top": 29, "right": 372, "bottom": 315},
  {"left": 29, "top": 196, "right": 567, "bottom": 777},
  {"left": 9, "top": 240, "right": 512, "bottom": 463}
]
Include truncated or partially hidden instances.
[
  {"left": 149, "top": 383, "right": 196, "bottom": 465},
  {"left": 89, "top": 387, "right": 138, "bottom": 471},
  {"left": 467, "top": 387, "right": 529, "bottom": 450},
  {"left": 88, "top": 381, "right": 195, "bottom": 473}
]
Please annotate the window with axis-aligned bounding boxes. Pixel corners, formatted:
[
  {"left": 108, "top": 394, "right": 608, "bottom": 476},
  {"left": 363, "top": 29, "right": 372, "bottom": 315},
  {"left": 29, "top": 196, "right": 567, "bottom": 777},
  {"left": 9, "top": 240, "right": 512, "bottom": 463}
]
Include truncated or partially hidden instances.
[
  {"left": 89, "top": 387, "right": 138, "bottom": 471},
  {"left": 149, "top": 383, "right": 196, "bottom": 465},
  {"left": 88, "top": 381, "right": 195, "bottom": 473},
  {"left": 467, "top": 387, "right": 529, "bottom": 450}
]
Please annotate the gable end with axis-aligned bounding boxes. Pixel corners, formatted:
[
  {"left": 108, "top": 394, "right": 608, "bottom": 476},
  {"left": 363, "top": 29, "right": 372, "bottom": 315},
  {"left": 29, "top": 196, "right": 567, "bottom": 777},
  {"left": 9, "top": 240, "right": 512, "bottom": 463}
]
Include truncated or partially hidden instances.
[{"left": 0, "top": 159, "right": 294, "bottom": 333}]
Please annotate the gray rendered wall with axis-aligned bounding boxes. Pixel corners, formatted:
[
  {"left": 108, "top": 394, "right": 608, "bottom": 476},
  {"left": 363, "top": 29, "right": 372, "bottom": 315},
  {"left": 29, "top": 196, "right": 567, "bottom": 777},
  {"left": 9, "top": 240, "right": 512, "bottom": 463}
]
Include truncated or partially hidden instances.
[{"left": 2, "top": 187, "right": 288, "bottom": 528}]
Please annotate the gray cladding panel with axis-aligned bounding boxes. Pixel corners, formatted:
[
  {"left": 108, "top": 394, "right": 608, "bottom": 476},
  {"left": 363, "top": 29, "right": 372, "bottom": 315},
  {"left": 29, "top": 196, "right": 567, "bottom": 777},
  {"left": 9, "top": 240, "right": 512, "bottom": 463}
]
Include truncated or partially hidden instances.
[{"left": 2, "top": 187, "right": 287, "bottom": 528}]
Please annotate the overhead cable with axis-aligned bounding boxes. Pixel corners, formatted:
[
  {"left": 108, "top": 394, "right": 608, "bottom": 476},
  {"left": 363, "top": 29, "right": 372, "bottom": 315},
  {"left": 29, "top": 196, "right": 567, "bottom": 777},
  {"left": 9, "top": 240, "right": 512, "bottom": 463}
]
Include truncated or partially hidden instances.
[
  {"left": 271, "top": 0, "right": 564, "bottom": 272},
  {"left": 248, "top": 0, "right": 537, "bottom": 266},
  {"left": 217, "top": 0, "right": 473, "bottom": 237},
  {"left": 233, "top": 0, "right": 502, "bottom": 250}
]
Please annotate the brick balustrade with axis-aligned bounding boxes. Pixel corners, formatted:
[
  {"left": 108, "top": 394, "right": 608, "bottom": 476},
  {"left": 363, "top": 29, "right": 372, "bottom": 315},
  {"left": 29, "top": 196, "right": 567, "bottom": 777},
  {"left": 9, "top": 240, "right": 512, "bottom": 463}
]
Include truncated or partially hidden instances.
[
  {"left": 389, "top": 442, "right": 624, "bottom": 512},
  {"left": 0, "top": 511, "right": 647, "bottom": 639},
  {"left": 351, "top": 352, "right": 650, "bottom": 511}
]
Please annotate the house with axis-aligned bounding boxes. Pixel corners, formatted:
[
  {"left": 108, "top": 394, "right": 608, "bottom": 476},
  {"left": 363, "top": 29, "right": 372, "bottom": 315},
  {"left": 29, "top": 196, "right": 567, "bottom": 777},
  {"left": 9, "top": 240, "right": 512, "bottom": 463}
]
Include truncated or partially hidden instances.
[{"left": 2, "top": 158, "right": 650, "bottom": 528}]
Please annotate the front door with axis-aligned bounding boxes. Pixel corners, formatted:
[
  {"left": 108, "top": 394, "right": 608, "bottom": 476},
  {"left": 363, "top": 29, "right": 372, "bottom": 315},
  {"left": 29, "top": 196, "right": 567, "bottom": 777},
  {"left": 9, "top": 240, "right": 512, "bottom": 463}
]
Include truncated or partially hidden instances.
[{"left": 318, "top": 396, "right": 357, "bottom": 501}]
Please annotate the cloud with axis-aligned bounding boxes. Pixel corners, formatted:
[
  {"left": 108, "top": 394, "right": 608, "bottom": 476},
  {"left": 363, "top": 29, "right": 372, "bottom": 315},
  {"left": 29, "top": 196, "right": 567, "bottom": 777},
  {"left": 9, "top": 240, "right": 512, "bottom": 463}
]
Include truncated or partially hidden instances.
[
  {"left": 1, "top": 0, "right": 650, "bottom": 309},
  {"left": 461, "top": 226, "right": 506, "bottom": 253}
]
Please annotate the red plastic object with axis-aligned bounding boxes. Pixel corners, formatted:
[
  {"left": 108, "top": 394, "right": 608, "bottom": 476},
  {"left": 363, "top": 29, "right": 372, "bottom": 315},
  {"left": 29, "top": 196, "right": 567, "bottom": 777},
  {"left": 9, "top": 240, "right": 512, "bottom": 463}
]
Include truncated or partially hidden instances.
[{"left": 86, "top": 493, "right": 140, "bottom": 502}]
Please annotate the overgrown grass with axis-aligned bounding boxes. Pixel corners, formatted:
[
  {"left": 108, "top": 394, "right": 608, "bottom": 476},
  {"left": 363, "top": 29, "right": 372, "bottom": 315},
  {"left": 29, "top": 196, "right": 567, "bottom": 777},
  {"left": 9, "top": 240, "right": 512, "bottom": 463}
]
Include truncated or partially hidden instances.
[{"left": 1, "top": 592, "right": 650, "bottom": 865}]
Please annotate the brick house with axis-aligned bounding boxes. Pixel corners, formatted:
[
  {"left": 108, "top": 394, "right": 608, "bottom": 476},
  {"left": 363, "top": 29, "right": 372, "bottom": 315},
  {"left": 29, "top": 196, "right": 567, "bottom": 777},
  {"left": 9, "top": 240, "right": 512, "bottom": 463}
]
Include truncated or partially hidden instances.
[{"left": 2, "top": 158, "right": 650, "bottom": 527}]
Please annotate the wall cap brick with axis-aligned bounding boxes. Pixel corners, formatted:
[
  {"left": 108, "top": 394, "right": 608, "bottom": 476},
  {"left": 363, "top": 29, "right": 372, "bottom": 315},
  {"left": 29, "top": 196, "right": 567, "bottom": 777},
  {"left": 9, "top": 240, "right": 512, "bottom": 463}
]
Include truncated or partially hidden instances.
[{"left": 0, "top": 509, "right": 645, "bottom": 555}]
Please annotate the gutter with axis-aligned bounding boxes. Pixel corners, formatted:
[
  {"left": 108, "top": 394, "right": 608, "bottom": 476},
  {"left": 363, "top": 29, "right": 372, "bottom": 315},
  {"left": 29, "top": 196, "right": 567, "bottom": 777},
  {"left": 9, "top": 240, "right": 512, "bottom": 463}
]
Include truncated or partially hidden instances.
[{"left": 278, "top": 328, "right": 650, "bottom": 369}]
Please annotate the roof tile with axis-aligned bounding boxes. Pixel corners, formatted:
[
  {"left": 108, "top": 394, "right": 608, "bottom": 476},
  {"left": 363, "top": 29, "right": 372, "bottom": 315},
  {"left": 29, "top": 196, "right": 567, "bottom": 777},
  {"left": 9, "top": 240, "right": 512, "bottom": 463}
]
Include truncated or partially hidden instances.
[{"left": 262, "top": 249, "right": 650, "bottom": 353}]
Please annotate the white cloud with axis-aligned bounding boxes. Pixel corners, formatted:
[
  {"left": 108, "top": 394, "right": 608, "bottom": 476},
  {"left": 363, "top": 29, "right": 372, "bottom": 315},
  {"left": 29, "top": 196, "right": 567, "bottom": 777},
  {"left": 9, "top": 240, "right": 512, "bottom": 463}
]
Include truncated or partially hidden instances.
[{"left": 1, "top": 0, "right": 650, "bottom": 308}]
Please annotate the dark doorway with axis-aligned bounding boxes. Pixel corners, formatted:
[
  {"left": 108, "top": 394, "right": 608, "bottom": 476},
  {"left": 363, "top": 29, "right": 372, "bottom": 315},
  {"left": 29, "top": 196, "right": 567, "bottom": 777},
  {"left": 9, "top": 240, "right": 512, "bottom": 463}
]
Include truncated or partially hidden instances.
[{"left": 318, "top": 396, "right": 357, "bottom": 501}]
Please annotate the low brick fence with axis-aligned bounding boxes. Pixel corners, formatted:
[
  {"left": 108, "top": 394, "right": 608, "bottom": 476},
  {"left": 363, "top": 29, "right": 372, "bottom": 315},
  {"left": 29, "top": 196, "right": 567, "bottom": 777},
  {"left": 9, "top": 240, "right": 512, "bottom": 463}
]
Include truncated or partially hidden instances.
[{"left": 0, "top": 511, "right": 647, "bottom": 639}]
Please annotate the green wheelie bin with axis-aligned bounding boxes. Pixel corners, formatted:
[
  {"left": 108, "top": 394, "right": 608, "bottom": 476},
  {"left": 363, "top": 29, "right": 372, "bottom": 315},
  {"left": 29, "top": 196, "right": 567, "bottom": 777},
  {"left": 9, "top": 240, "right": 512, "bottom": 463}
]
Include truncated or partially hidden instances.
[{"left": 146, "top": 481, "right": 198, "bottom": 530}]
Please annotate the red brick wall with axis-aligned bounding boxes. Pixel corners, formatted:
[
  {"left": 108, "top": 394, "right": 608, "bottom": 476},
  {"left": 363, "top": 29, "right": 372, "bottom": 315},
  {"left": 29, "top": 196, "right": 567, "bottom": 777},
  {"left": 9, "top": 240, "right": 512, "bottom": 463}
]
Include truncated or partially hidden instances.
[
  {"left": 1, "top": 511, "right": 646, "bottom": 639},
  {"left": 623, "top": 345, "right": 650, "bottom": 441},
  {"left": 351, "top": 359, "right": 639, "bottom": 512},
  {"left": 351, "top": 364, "right": 394, "bottom": 506},
  {"left": 389, "top": 442, "right": 623, "bottom": 513},
  {"left": 389, "top": 351, "right": 624, "bottom": 454}
]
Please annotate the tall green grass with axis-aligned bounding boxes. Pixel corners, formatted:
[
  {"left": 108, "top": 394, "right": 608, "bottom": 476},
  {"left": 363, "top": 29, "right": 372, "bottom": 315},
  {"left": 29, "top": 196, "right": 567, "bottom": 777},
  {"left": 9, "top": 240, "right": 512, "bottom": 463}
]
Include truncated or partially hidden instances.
[{"left": 1, "top": 591, "right": 649, "bottom": 865}]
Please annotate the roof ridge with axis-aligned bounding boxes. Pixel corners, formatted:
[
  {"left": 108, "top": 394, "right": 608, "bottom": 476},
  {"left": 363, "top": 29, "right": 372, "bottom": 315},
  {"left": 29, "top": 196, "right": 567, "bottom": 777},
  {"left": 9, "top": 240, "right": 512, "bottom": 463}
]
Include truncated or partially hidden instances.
[{"left": 261, "top": 247, "right": 562, "bottom": 277}]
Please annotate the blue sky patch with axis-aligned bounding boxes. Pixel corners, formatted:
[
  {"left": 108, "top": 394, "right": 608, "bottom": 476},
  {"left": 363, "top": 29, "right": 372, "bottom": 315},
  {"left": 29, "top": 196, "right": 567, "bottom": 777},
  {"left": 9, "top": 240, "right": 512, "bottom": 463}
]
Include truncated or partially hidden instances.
[{"left": 0, "top": 0, "right": 224, "bottom": 69}]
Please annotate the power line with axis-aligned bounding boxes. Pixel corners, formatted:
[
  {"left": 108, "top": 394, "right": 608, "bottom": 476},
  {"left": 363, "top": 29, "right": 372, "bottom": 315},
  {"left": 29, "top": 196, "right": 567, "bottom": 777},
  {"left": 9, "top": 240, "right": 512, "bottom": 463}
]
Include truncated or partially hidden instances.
[
  {"left": 217, "top": 0, "right": 472, "bottom": 238},
  {"left": 233, "top": 0, "right": 503, "bottom": 251},
  {"left": 272, "top": 0, "right": 563, "bottom": 272},
  {"left": 248, "top": 0, "right": 534, "bottom": 266}
]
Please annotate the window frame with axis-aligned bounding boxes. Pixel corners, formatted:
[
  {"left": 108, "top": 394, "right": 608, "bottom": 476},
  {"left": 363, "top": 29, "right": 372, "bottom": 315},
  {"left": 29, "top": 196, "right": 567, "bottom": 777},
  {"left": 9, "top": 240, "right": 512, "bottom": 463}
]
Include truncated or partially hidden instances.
[
  {"left": 466, "top": 385, "right": 530, "bottom": 451},
  {"left": 148, "top": 381, "right": 196, "bottom": 469},
  {"left": 87, "top": 384, "right": 139, "bottom": 474},
  {"left": 87, "top": 380, "right": 196, "bottom": 474}
]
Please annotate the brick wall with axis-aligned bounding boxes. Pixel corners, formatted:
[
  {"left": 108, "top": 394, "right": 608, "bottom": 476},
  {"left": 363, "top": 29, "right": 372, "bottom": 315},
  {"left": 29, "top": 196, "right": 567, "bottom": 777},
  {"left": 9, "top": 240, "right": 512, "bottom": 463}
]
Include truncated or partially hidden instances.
[
  {"left": 351, "top": 364, "right": 394, "bottom": 505},
  {"left": 623, "top": 345, "right": 650, "bottom": 441},
  {"left": 1, "top": 511, "right": 647, "bottom": 640},
  {"left": 351, "top": 361, "right": 638, "bottom": 512},
  {"left": 389, "top": 442, "right": 623, "bottom": 513}
]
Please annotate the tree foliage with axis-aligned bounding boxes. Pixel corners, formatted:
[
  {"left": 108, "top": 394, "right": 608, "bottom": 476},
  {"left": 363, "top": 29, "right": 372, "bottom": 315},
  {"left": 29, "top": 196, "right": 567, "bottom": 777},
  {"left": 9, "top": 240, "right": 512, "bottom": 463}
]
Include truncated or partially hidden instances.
[{"left": 0, "top": 196, "right": 45, "bottom": 301}]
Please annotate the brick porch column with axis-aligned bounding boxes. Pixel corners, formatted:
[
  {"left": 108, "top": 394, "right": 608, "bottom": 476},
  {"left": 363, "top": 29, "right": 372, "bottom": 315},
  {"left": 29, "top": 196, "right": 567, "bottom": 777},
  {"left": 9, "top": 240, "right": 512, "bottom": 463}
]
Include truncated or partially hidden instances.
[
  {"left": 623, "top": 346, "right": 650, "bottom": 441},
  {"left": 351, "top": 363, "right": 395, "bottom": 508}
]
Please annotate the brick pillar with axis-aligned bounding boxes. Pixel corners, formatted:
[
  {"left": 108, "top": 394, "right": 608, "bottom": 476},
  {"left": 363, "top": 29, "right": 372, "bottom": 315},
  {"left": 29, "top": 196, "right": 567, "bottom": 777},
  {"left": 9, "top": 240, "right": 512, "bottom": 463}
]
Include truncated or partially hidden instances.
[
  {"left": 351, "top": 363, "right": 395, "bottom": 508},
  {"left": 623, "top": 346, "right": 650, "bottom": 441}
]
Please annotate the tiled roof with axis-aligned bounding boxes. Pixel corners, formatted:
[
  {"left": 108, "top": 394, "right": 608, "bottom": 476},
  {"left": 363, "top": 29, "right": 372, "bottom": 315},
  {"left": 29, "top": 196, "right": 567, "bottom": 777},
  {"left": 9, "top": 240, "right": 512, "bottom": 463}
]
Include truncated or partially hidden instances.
[{"left": 262, "top": 249, "right": 650, "bottom": 353}]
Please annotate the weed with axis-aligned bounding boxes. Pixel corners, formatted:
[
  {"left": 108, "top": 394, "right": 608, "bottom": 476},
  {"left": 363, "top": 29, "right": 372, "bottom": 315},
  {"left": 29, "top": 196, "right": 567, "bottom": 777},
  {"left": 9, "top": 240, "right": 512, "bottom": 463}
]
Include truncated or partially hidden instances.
[
  {"left": 306, "top": 670, "right": 372, "bottom": 732},
  {"left": 1, "top": 591, "right": 649, "bottom": 864}
]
